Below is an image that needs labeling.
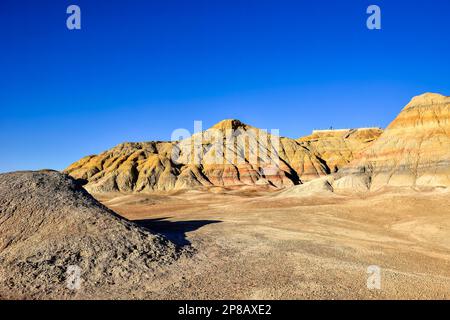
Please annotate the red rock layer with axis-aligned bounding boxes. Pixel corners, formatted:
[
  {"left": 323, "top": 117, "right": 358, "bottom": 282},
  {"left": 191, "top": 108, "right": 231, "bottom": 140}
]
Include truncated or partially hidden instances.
[
  {"left": 65, "top": 118, "right": 383, "bottom": 192},
  {"left": 337, "top": 93, "right": 450, "bottom": 190}
]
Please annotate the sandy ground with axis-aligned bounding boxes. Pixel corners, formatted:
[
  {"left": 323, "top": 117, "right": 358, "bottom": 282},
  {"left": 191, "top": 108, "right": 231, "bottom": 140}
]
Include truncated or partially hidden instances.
[{"left": 94, "top": 188, "right": 450, "bottom": 299}]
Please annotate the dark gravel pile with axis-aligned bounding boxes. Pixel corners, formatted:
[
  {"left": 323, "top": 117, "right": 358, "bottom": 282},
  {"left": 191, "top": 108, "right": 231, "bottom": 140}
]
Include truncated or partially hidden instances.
[{"left": 0, "top": 170, "right": 179, "bottom": 299}]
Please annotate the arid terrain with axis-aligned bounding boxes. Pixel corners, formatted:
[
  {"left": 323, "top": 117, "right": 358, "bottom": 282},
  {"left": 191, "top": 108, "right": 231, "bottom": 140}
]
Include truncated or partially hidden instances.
[
  {"left": 1, "top": 173, "right": 449, "bottom": 299},
  {"left": 95, "top": 187, "right": 450, "bottom": 299},
  {"left": 1, "top": 92, "right": 449, "bottom": 299}
]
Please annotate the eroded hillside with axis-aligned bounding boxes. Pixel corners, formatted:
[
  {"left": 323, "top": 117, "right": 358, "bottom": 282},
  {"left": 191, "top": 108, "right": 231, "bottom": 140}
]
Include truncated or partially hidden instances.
[{"left": 66, "top": 119, "right": 381, "bottom": 192}]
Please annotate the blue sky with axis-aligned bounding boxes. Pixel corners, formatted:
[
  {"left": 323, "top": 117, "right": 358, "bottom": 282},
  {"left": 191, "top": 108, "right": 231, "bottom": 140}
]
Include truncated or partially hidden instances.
[{"left": 1, "top": 0, "right": 449, "bottom": 172}]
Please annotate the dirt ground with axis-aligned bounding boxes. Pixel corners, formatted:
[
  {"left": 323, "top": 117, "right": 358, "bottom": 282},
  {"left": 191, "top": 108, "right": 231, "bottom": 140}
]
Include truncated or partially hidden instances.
[{"left": 95, "top": 187, "right": 450, "bottom": 299}]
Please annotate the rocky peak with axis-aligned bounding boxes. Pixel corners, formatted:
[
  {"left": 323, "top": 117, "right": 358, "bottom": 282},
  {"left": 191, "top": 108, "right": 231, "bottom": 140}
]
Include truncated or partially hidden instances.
[
  {"left": 211, "top": 119, "right": 250, "bottom": 131},
  {"left": 403, "top": 92, "right": 450, "bottom": 110}
]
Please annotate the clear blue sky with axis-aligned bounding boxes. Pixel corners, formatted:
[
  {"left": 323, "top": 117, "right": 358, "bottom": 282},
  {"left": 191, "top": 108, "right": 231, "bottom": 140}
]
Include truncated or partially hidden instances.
[{"left": 1, "top": 0, "right": 449, "bottom": 172}]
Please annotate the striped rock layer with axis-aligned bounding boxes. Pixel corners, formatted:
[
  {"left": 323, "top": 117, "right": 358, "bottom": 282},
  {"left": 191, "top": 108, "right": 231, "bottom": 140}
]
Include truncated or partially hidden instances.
[
  {"left": 65, "top": 120, "right": 381, "bottom": 192},
  {"left": 335, "top": 93, "right": 450, "bottom": 190},
  {"left": 66, "top": 93, "right": 450, "bottom": 193}
]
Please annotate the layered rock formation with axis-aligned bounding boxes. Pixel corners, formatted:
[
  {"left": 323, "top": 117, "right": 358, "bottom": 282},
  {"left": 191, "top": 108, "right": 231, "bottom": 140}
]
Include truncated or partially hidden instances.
[
  {"left": 0, "top": 171, "right": 179, "bottom": 299},
  {"left": 297, "top": 127, "right": 382, "bottom": 173},
  {"left": 335, "top": 93, "right": 450, "bottom": 190},
  {"left": 65, "top": 92, "right": 450, "bottom": 193},
  {"left": 66, "top": 120, "right": 380, "bottom": 192}
]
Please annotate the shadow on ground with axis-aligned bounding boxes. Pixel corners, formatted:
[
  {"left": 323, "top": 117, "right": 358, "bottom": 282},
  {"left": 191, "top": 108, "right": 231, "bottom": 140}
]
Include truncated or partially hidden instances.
[{"left": 134, "top": 217, "right": 221, "bottom": 246}]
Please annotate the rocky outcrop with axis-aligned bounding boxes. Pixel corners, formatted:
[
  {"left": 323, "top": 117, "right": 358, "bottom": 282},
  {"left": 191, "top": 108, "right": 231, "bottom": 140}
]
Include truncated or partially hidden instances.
[
  {"left": 337, "top": 93, "right": 450, "bottom": 190},
  {"left": 276, "top": 176, "right": 335, "bottom": 197},
  {"left": 297, "top": 127, "right": 382, "bottom": 174},
  {"left": 66, "top": 119, "right": 381, "bottom": 192}
]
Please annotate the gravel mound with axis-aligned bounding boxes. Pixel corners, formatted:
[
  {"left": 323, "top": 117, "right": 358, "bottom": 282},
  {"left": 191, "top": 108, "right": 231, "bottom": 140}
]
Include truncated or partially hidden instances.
[{"left": 0, "top": 171, "right": 179, "bottom": 299}]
